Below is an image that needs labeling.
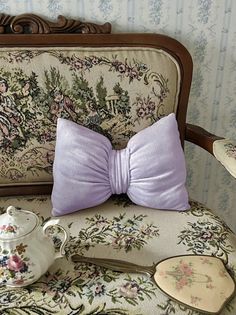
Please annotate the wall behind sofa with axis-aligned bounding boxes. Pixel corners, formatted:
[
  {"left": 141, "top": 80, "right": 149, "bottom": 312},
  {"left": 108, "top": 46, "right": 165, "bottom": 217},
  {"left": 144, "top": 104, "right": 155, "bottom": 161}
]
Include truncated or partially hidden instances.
[{"left": 2, "top": 0, "right": 236, "bottom": 231}]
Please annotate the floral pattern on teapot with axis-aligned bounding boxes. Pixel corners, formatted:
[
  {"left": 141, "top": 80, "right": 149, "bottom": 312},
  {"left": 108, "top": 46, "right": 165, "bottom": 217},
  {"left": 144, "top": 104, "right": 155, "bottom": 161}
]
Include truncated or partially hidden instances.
[
  {"left": 0, "top": 206, "right": 69, "bottom": 287},
  {"left": 0, "top": 242, "right": 34, "bottom": 286},
  {"left": 0, "top": 223, "right": 18, "bottom": 235}
]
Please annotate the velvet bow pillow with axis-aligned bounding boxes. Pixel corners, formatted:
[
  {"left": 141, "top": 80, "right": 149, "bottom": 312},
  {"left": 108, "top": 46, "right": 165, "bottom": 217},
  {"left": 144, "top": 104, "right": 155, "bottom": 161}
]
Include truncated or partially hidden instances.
[{"left": 51, "top": 113, "right": 189, "bottom": 216}]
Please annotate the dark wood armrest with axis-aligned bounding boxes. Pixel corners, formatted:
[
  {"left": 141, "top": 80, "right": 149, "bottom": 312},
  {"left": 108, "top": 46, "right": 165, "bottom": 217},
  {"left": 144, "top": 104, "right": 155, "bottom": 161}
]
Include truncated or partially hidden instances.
[{"left": 185, "top": 123, "right": 224, "bottom": 155}]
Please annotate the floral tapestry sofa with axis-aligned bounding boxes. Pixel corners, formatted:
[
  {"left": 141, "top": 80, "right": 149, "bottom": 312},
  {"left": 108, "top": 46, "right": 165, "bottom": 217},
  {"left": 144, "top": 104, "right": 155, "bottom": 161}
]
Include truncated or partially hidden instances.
[{"left": 0, "top": 14, "right": 236, "bottom": 315}]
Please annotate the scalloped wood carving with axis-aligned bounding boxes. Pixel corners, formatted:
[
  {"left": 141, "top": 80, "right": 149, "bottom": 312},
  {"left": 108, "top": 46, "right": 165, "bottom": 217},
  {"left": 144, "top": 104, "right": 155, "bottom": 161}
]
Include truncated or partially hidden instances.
[{"left": 0, "top": 13, "right": 112, "bottom": 34}]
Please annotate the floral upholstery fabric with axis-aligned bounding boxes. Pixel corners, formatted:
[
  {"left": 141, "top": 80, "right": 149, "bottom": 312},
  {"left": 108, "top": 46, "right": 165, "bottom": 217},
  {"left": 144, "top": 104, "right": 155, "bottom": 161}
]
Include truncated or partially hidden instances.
[
  {"left": 213, "top": 139, "right": 236, "bottom": 178},
  {"left": 0, "top": 195, "right": 236, "bottom": 315},
  {"left": 0, "top": 47, "right": 180, "bottom": 186},
  {"left": 0, "top": 43, "right": 235, "bottom": 315}
]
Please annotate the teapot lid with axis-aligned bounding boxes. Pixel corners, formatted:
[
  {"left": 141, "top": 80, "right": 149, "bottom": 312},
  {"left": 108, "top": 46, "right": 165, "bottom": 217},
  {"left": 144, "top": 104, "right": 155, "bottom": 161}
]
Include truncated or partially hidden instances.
[{"left": 0, "top": 206, "right": 39, "bottom": 240}]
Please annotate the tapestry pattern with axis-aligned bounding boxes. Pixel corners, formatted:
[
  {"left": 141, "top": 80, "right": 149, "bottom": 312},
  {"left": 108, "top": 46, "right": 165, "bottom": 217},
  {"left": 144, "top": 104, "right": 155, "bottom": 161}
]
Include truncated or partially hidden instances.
[{"left": 0, "top": 47, "right": 179, "bottom": 185}]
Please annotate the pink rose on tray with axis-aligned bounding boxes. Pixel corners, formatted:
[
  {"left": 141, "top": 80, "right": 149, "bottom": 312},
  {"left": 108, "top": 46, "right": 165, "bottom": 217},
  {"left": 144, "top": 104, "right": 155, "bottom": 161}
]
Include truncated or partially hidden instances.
[{"left": 7, "top": 255, "right": 25, "bottom": 272}]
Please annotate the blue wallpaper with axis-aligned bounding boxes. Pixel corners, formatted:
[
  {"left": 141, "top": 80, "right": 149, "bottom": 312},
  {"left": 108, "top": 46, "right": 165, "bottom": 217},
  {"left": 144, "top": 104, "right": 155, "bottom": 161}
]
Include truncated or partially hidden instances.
[{"left": 1, "top": 0, "right": 236, "bottom": 231}]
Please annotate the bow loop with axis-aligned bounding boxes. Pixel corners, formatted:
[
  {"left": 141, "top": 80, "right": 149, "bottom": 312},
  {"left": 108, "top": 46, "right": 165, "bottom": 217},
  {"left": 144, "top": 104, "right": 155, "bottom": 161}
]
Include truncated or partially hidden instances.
[{"left": 109, "top": 148, "right": 130, "bottom": 195}]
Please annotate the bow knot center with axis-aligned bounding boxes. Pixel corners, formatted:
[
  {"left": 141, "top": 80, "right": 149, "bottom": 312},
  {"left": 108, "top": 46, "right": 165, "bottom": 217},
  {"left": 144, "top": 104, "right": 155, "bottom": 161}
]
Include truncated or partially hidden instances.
[{"left": 108, "top": 148, "right": 130, "bottom": 195}]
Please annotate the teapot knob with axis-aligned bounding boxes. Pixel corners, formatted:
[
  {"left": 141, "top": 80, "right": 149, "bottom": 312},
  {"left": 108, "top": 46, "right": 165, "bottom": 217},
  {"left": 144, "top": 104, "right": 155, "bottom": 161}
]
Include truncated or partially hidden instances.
[{"left": 6, "top": 206, "right": 17, "bottom": 216}]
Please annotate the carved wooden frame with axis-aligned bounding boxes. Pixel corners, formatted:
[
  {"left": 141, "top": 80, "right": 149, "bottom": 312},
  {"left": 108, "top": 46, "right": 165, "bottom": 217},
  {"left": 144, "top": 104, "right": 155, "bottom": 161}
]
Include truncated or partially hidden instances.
[{"left": 0, "top": 13, "right": 112, "bottom": 34}]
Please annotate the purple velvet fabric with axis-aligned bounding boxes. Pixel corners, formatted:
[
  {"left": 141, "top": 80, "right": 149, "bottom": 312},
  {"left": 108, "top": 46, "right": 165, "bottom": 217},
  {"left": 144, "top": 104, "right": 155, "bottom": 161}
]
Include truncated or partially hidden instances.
[{"left": 51, "top": 113, "right": 190, "bottom": 216}]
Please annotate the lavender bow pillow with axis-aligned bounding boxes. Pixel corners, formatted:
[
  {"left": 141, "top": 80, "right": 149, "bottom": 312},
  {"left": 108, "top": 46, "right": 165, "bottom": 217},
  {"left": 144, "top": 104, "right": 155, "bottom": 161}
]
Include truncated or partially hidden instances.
[{"left": 51, "top": 113, "right": 190, "bottom": 216}]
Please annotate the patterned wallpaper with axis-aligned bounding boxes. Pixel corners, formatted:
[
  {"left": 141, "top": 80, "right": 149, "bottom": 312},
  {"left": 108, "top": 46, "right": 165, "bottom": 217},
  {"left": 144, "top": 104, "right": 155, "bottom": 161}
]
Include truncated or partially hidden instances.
[{"left": 1, "top": 0, "right": 236, "bottom": 231}]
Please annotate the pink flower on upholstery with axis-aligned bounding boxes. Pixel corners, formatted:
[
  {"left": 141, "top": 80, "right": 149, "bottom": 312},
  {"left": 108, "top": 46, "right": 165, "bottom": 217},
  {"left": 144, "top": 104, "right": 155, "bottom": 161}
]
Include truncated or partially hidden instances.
[
  {"left": 73, "top": 59, "right": 84, "bottom": 70},
  {"left": 111, "top": 61, "right": 126, "bottom": 73},
  {"left": 137, "top": 107, "right": 146, "bottom": 118},
  {"left": 95, "top": 218, "right": 110, "bottom": 227},
  {"left": 7, "top": 255, "right": 25, "bottom": 272},
  {"left": 117, "top": 63, "right": 126, "bottom": 73},
  {"left": 126, "top": 67, "right": 139, "bottom": 80},
  {"left": 111, "top": 235, "right": 124, "bottom": 248},
  {"left": 41, "top": 131, "right": 53, "bottom": 142},
  {"left": 94, "top": 282, "right": 105, "bottom": 296},
  {"left": 200, "top": 230, "right": 213, "bottom": 240},
  {"left": 119, "top": 281, "right": 140, "bottom": 298},
  {"left": 90, "top": 56, "right": 100, "bottom": 65},
  {"left": 135, "top": 96, "right": 157, "bottom": 119}
]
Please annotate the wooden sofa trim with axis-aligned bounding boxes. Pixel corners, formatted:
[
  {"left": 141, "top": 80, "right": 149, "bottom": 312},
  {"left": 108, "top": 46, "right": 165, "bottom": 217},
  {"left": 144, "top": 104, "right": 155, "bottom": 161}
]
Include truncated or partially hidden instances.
[
  {"left": 0, "top": 13, "right": 112, "bottom": 34},
  {"left": 185, "top": 123, "right": 224, "bottom": 155}
]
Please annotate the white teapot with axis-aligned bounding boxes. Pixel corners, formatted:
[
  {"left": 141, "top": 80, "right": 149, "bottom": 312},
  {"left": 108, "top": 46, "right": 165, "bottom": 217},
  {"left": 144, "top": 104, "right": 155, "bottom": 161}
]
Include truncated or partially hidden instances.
[{"left": 0, "top": 205, "right": 68, "bottom": 287}]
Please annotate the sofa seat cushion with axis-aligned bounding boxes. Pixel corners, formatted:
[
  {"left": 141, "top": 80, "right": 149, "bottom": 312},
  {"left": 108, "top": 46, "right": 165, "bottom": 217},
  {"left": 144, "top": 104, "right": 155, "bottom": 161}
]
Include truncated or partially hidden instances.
[{"left": 0, "top": 195, "right": 236, "bottom": 315}]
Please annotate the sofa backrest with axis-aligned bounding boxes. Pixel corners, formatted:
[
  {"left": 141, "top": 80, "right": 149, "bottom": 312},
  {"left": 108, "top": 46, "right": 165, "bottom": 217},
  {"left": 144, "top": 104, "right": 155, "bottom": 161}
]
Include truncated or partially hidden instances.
[{"left": 0, "top": 14, "right": 193, "bottom": 195}]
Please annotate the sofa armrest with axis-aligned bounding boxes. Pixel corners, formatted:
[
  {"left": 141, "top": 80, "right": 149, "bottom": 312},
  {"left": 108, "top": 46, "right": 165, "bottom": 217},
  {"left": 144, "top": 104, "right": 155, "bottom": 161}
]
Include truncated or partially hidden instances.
[
  {"left": 185, "top": 123, "right": 236, "bottom": 178},
  {"left": 213, "top": 139, "right": 236, "bottom": 178},
  {"left": 185, "top": 123, "right": 223, "bottom": 155}
]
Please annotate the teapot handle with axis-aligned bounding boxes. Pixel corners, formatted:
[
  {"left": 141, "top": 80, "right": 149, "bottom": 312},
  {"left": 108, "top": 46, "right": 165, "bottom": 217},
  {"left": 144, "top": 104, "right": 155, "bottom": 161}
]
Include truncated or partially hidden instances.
[{"left": 43, "top": 219, "right": 69, "bottom": 260}]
